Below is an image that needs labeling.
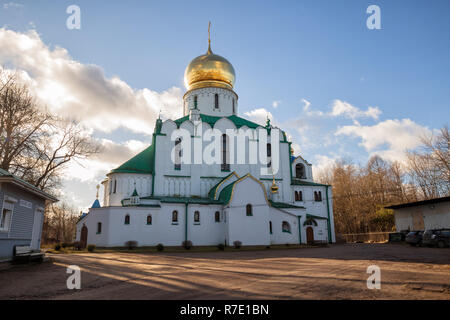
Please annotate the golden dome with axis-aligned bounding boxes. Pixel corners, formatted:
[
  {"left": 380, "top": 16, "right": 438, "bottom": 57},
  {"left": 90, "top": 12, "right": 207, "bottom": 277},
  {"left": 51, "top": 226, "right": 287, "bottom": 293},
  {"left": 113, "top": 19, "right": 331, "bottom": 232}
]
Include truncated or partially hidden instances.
[{"left": 184, "top": 44, "right": 235, "bottom": 91}]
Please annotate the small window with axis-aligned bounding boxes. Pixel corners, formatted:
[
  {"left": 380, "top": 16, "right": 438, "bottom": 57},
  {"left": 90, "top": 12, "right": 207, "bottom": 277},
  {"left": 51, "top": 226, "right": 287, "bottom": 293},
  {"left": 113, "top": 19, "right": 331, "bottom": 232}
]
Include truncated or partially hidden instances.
[
  {"left": 147, "top": 215, "right": 152, "bottom": 225},
  {"left": 282, "top": 221, "right": 291, "bottom": 233},
  {"left": 246, "top": 204, "right": 253, "bottom": 216},
  {"left": 315, "top": 191, "right": 322, "bottom": 202},
  {"left": 172, "top": 210, "right": 178, "bottom": 223},
  {"left": 0, "top": 208, "right": 12, "bottom": 232},
  {"left": 232, "top": 98, "right": 235, "bottom": 114},
  {"left": 221, "top": 134, "right": 230, "bottom": 171},
  {"left": 194, "top": 211, "right": 200, "bottom": 223},
  {"left": 215, "top": 211, "right": 220, "bottom": 222},
  {"left": 214, "top": 93, "right": 219, "bottom": 109},
  {"left": 267, "top": 143, "right": 272, "bottom": 168},
  {"left": 97, "top": 222, "right": 102, "bottom": 234},
  {"left": 269, "top": 221, "right": 272, "bottom": 234},
  {"left": 296, "top": 163, "right": 306, "bottom": 179},
  {"left": 124, "top": 214, "right": 130, "bottom": 225},
  {"left": 113, "top": 180, "right": 117, "bottom": 194},
  {"left": 174, "top": 138, "right": 182, "bottom": 170},
  {"left": 194, "top": 95, "right": 198, "bottom": 108},
  {"left": 295, "top": 191, "right": 303, "bottom": 201}
]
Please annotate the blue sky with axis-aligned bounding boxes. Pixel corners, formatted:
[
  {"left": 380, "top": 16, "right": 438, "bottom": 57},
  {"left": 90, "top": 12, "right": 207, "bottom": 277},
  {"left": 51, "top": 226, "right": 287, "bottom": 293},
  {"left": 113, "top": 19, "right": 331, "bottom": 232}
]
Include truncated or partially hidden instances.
[{"left": 1, "top": 0, "right": 449, "bottom": 209}]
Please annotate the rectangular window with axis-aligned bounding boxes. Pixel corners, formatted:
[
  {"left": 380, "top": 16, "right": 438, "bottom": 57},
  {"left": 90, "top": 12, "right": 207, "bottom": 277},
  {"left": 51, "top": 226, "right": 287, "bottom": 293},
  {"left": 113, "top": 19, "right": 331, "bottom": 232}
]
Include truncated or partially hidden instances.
[{"left": 0, "top": 208, "right": 12, "bottom": 232}]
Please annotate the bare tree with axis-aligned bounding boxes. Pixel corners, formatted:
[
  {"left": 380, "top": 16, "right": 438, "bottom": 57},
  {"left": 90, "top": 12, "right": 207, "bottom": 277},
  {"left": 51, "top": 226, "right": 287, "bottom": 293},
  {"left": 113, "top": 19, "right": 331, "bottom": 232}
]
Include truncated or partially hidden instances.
[{"left": 0, "top": 70, "right": 100, "bottom": 194}]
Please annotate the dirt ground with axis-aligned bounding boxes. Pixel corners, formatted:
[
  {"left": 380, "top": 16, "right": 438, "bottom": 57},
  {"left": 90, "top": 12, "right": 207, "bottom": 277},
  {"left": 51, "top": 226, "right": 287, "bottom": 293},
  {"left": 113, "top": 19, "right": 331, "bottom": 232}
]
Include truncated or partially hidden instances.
[{"left": 0, "top": 243, "right": 449, "bottom": 300}]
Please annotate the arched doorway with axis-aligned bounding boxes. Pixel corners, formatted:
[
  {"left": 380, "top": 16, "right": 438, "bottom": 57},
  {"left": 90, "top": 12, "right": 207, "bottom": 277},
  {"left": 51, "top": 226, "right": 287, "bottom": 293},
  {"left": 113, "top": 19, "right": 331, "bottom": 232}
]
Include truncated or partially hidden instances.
[
  {"left": 80, "top": 225, "right": 88, "bottom": 249},
  {"left": 306, "top": 227, "right": 314, "bottom": 244}
]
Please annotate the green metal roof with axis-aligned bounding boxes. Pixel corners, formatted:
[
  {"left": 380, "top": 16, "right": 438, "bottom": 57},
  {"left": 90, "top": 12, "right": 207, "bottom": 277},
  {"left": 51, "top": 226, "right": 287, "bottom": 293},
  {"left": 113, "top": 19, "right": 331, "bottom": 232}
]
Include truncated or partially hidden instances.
[
  {"left": 306, "top": 214, "right": 328, "bottom": 220},
  {"left": 217, "top": 181, "right": 237, "bottom": 205},
  {"left": 0, "top": 168, "right": 58, "bottom": 202},
  {"left": 110, "top": 144, "right": 154, "bottom": 174},
  {"left": 139, "top": 195, "right": 223, "bottom": 205},
  {"left": 269, "top": 200, "right": 305, "bottom": 209},
  {"left": 175, "top": 114, "right": 262, "bottom": 129},
  {"left": 291, "top": 179, "right": 330, "bottom": 187},
  {"left": 207, "top": 172, "right": 237, "bottom": 199}
]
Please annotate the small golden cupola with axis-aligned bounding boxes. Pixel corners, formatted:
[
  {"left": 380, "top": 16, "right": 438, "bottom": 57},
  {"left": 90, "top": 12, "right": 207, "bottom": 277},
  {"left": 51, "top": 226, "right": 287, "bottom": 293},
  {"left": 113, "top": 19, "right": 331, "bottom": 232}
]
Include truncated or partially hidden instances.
[{"left": 184, "top": 22, "right": 236, "bottom": 91}]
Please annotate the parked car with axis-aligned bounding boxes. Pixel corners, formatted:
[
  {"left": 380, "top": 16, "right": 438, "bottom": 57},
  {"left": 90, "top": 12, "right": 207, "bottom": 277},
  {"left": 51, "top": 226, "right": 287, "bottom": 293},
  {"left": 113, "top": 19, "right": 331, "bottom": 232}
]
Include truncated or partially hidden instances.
[
  {"left": 399, "top": 230, "right": 410, "bottom": 241},
  {"left": 422, "top": 229, "right": 450, "bottom": 248},
  {"left": 405, "top": 230, "right": 424, "bottom": 246}
]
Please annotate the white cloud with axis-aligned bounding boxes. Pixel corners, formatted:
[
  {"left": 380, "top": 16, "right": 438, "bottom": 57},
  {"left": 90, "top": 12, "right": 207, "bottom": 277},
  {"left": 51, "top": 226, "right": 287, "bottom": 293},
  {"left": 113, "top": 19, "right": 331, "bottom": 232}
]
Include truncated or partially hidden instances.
[
  {"left": 335, "top": 118, "right": 431, "bottom": 162},
  {"left": 3, "top": 2, "right": 23, "bottom": 9},
  {"left": 272, "top": 100, "right": 281, "bottom": 108},
  {"left": 0, "top": 28, "right": 183, "bottom": 135},
  {"left": 244, "top": 108, "right": 273, "bottom": 126},
  {"left": 312, "top": 154, "right": 337, "bottom": 178},
  {"left": 330, "top": 99, "right": 381, "bottom": 120}
]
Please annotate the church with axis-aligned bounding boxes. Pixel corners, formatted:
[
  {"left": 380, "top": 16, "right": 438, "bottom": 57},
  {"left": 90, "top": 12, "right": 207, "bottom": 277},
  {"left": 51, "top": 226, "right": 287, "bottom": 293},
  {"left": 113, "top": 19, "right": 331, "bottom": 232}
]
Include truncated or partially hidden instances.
[{"left": 75, "top": 31, "right": 336, "bottom": 248}]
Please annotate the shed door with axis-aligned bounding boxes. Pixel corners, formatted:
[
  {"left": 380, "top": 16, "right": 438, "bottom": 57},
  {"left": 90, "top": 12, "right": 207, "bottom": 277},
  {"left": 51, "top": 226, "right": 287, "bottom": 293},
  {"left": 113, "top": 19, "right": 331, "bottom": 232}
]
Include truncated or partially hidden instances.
[
  {"left": 31, "top": 209, "right": 43, "bottom": 250},
  {"left": 306, "top": 227, "right": 314, "bottom": 244}
]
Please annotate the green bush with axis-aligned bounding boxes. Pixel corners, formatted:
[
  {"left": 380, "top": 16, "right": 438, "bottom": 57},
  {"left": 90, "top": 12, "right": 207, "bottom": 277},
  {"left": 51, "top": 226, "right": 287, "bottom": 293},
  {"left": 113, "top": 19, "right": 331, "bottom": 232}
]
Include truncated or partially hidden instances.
[
  {"left": 54, "top": 243, "right": 61, "bottom": 251},
  {"left": 182, "top": 240, "right": 193, "bottom": 250},
  {"left": 217, "top": 243, "right": 225, "bottom": 251},
  {"left": 156, "top": 243, "right": 164, "bottom": 251},
  {"left": 87, "top": 244, "right": 95, "bottom": 252},
  {"left": 125, "top": 241, "right": 138, "bottom": 250},
  {"left": 61, "top": 242, "right": 68, "bottom": 248},
  {"left": 233, "top": 241, "right": 242, "bottom": 249}
]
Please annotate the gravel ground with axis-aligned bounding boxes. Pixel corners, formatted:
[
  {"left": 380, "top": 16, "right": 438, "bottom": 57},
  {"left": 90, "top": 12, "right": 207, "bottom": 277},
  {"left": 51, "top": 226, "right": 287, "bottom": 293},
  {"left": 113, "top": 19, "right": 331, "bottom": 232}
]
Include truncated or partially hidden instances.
[{"left": 0, "top": 243, "right": 449, "bottom": 300}]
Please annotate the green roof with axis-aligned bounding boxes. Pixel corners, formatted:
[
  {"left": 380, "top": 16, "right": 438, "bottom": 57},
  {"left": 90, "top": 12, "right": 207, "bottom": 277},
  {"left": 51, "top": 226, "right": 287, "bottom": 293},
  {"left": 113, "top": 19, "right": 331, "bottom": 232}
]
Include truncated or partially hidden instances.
[
  {"left": 269, "top": 200, "right": 305, "bottom": 209},
  {"left": 111, "top": 144, "right": 154, "bottom": 174},
  {"left": 175, "top": 114, "right": 262, "bottom": 129},
  {"left": 218, "top": 181, "right": 237, "bottom": 205},
  {"left": 306, "top": 214, "right": 328, "bottom": 220},
  {"left": 139, "top": 195, "right": 223, "bottom": 205},
  {"left": 0, "top": 168, "right": 57, "bottom": 202},
  {"left": 291, "top": 179, "right": 330, "bottom": 187},
  {"left": 207, "top": 172, "right": 237, "bottom": 199}
]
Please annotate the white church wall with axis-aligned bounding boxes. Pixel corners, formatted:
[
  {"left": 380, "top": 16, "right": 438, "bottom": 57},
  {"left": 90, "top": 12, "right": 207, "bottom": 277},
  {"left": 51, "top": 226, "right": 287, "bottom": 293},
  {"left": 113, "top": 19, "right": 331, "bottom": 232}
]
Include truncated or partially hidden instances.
[
  {"left": 268, "top": 207, "right": 300, "bottom": 245},
  {"left": 225, "top": 177, "right": 271, "bottom": 246},
  {"left": 186, "top": 204, "right": 225, "bottom": 246},
  {"left": 183, "top": 87, "right": 238, "bottom": 117},
  {"left": 106, "top": 173, "right": 152, "bottom": 206}
]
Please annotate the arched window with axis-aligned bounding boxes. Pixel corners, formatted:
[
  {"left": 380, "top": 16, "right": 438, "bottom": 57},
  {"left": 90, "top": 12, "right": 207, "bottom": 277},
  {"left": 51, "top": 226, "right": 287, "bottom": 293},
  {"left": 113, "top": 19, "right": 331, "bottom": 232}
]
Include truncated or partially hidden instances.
[
  {"left": 215, "top": 211, "right": 220, "bottom": 222},
  {"left": 214, "top": 93, "right": 219, "bottom": 109},
  {"left": 269, "top": 221, "right": 272, "bottom": 234},
  {"left": 113, "top": 180, "right": 117, "bottom": 193},
  {"left": 298, "top": 191, "right": 303, "bottom": 201},
  {"left": 232, "top": 98, "right": 235, "bottom": 114},
  {"left": 314, "top": 191, "right": 318, "bottom": 201},
  {"left": 174, "top": 138, "right": 182, "bottom": 170},
  {"left": 267, "top": 143, "right": 272, "bottom": 168},
  {"left": 296, "top": 163, "right": 306, "bottom": 179},
  {"left": 172, "top": 210, "right": 178, "bottom": 223},
  {"left": 147, "top": 215, "right": 152, "bottom": 225},
  {"left": 124, "top": 214, "right": 130, "bottom": 225},
  {"left": 194, "top": 211, "right": 200, "bottom": 223},
  {"left": 97, "top": 222, "right": 102, "bottom": 234},
  {"left": 221, "top": 134, "right": 230, "bottom": 171},
  {"left": 282, "top": 221, "right": 291, "bottom": 233},
  {"left": 317, "top": 191, "right": 322, "bottom": 201},
  {"left": 194, "top": 95, "right": 198, "bottom": 108},
  {"left": 246, "top": 204, "right": 253, "bottom": 216}
]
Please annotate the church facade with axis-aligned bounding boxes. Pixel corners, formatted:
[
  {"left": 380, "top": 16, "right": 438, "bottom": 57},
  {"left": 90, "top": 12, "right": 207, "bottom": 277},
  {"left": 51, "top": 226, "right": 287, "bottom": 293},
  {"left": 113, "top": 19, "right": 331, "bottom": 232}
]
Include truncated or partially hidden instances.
[{"left": 75, "top": 36, "right": 335, "bottom": 247}]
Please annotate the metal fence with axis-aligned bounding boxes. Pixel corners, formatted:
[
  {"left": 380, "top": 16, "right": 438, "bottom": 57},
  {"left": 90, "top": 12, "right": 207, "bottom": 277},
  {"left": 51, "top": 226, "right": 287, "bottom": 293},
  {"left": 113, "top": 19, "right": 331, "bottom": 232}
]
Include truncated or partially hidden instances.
[{"left": 341, "top": 232, "right": 392, "bottom": 243}]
